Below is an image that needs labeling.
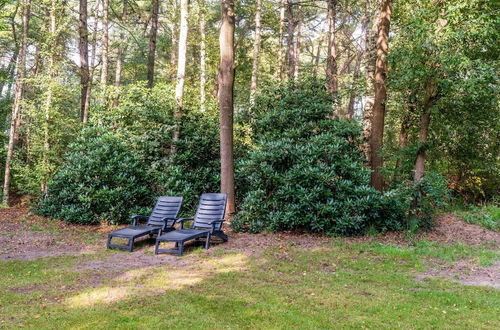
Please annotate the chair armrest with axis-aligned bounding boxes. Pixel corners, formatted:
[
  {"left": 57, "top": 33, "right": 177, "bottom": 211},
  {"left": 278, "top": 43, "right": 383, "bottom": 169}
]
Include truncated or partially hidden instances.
[
  {"left": 160, "top": 217, "right": 178, "bottom": 230},
  {"left": 196, "top": 219, "right": 225, "bottom": 233},
  {"left": 176, "top": 218, "right": 194, "bottom": 229},
  {"left": 131, "top": 215, "right": 149, "bottom": 226}
]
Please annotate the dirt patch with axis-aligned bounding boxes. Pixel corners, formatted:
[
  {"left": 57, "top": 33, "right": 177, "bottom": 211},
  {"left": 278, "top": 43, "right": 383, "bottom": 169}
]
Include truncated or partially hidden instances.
[
  {"left": 415, "top": 259, "right": 500, "bottom": 289},
  {"left": 346, "top": 213, "right": 500, "bottom": 248},
  {"left": 0, "top": 207, "right": 101, "bottom": 260}
]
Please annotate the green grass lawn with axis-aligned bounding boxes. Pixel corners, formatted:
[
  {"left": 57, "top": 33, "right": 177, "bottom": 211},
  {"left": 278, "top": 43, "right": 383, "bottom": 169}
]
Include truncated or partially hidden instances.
[{"left": 0, "top": 239, "right": 498, "bottom": 329}]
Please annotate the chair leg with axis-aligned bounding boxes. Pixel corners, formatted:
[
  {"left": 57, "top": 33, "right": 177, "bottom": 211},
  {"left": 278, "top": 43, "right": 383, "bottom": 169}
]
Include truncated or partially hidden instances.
[
  {"left": 106, "top": 235, "right": 112, "bottom": 249},
  {"left": 178, "top": 242, "right": 184, "bottom": 256},
  {"left": 128, "top": 238, "right": 134, "bottom": 252},
  {"left": 214, "top": 231, "right": 228, "bottom": 242},
  {"left": 154, "top": 239, "right": 160, "bottom": 255},
  {"left": 205, "top": 233, "right": 211, "bottom": 250}
]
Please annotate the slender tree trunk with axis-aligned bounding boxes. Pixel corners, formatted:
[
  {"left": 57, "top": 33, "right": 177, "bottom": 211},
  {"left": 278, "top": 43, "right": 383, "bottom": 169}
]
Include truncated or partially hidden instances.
[
  {"left": 100, "top": 0, "right": 109, "bottom": 104},
  {"left": 286, "top": 0, "right": 296, "bottom": 80},
  {"left": 414, "top": 89, "right": 437, "bottom": 182},
  {"left": 277, "top": 0, "right": 286, "bottom": 80},
  {"left": 294, "top": 15, "right": 302, "bottom": 81},
  {"left": 112, "top": 0, "right": 128, "bottom": 106},
  {"left": 170, "top": 0, "right": 190, "bottom": 155},
  {"left": 363, "top": 0, "right": 381, "bottom": 163},
  {"left": 170, "top": 0, "right": 179, "bottom": 77},
  {"left": 41, "top": 0, "right": 59, "bottom": 195},
  {"left": 326, "top": 0, "right": 339, "bottom": 111},
  {"left": 249, "top": 0, "right": 262, "bottom": 102},
  {"left": 147, "top": 0, "right": 160, "bottom": 88},
  {"left": 369, "top": 0, "right": 391, "bottom": 191},
  {"left": 79, "top": 0, "right": 90, "bottom": 122},
  {"left": 199, "top": 0, "right": 207, "bottom": 111},
  {"left": 218, "top": 0, "right": 236, "bottom": 216},
  {"left": 0, "top": 51, "right": 18, "bottom": 97},
  {"left": 392, "top": 110, "right": 410, "bottom": 181},
  {"left": 312, "top": 33, "right": 323, "bottom": 78},
  {"left": 89, "top": 0, "right": 99, "bottom": 82},
  {"left": 347, "top": 16, "right": 368, "bottom": 119},
  {"left": 3, "top": 0, "right": 31, "bottom": 205}
]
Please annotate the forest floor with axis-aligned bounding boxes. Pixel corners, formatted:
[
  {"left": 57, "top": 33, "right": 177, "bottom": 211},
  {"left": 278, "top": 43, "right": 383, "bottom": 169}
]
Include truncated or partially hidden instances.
[{"left": 0, "top": 206, "right": 498, "bottom": 328}]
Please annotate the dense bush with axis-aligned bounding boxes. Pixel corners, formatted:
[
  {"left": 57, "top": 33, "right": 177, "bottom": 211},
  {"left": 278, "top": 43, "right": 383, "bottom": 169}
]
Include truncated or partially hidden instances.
[
  {"left": 369, "top": 173, "right": 450, "bottom": 232},
  {"left": 35, "top": 128, "right": 152, "bottom": 224},
  {"left": 232, "top": 79, "right": 450, "bottom": 235},
  {"left": 232, "top": 79, "right": 381, "bottom": 235}
]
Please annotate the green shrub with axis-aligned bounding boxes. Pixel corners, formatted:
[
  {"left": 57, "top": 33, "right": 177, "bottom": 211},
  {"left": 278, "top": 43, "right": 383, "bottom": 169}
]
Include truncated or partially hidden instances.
[
  {"left": 232, "top": 79, "right": 382, "bottom": 235},
  {"left": 35, "top": 128, "right": 152, "bottom": 224}
]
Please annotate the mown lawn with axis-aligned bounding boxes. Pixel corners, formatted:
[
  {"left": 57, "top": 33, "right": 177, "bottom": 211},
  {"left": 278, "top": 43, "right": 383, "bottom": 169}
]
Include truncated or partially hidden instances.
[{"left": 0, "top": 238, "right": 498, "bottom": 329}]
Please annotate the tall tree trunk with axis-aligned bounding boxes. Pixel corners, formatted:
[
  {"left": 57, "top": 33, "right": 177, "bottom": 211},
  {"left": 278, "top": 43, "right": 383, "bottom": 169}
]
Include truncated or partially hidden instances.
[
  {"left": 249, "top": 0, "right": 262, "bottom": 102},
  {"left": 218, "top": 0, "right": 236, "bottom": 216},
  {"left": 89, "top": 0, "right": 99, "bottom": 83},
  {"left": 100, "top": 0, "right": 109, "bottom": 103},
  {"left": 414, "top": 88, "right": 437, "bottom": 182},
  {"left": 170, "top": 0, "right": 179, "bottom": 77},
  {"left": 41, "top": 0, "right": 58, "bottom": 195},
  {"left": 369, "top": 0, "right": 391, "bottom": 191},
  {"left": 294, "top": 15, "right": 302, "bottom": 81},
  {"left": 347, "top": 13, "right": 368, "bottom": 119},
  {"left": 392, "top": 110, "right": 411, "bottom": 182},
  {"left": 286, "top": 0, "right": 295, "bottom": 80},
  {"left": 326, "top": 0, "right": 339, "bottom": 113},
  {"left": 312, "top": 33, "right": 323, "bottom": 78},
  {"left": 363, "top": 0, "right": 381, "bottom": 163},
  {"left": 277, "top": 0, "right": 286, "bottom": 80},
  {"left": 0, "top": 51, "right": 18, "bottom": 97},
  {"left": 199, "top": 0, "right": 207, "bottom": 111},
  {"left": 3, "top": 0, "right": 31, "bottom": 205},
  {"left": 79, "top": 0, "right": 90, "bottom": 122},
  {"left": 170, "top": 0, "right": 190, "bottom": 155},
  {"left": 147, "top": 0, "right": 160, "bottom": 88},
  {"left": 112, "top": 0, "right": 128, "bottom": 106}
]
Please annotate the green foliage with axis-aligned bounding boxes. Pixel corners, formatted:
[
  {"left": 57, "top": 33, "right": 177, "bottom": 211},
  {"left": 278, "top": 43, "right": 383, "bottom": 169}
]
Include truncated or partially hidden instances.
[
  {"left": 35, "top": 128, "right": 152, "bottom": 225},
  {"left": 372, "top": 173, "right": 450, "bottom": 233},
  {"left": 233, "top": 79, "right": 380, "bottom": 235},
  {"left": 455, "top": 203, "right": 500, "bottom": 231}
]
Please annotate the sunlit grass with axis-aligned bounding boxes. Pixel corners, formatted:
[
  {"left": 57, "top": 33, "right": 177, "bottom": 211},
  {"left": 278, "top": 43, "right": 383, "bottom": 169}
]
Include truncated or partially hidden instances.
[{"left": 0, "top": 241, "right": 498, "bottom": 328}]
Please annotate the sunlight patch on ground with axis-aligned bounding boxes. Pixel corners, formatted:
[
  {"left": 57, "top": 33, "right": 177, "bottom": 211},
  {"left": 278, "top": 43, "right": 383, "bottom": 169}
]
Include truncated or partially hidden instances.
[{"left": 65, "top": 253, "right": 249, "bottom": 308}]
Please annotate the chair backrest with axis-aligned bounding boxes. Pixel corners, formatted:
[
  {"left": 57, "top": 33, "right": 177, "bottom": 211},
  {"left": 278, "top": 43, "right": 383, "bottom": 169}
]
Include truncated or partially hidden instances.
[
  {"left": 193, "top": 193, "right": 227, "bottom": 230},
  {"left": 147, "top": 196, "right": 183, "bottom": 227}
]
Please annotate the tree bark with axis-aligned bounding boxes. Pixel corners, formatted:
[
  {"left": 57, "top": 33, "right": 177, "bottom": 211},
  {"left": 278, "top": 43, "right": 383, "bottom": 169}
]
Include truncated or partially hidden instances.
[
  {"left": 169, "top": 0, "right": 179, "bottom": 77},
  {"left": 199, "top": 0, "right": 207, "bottom": 111},
  {"left": 326, "top": 0, "right": 339, "bottom": 109},
  {"left": 414, "top": 89, "right": 437, "bottom": 182},
  {"left": 249, "top": 0, "right": 262, "bottom": 102},
  {"left": 170, "top": 0, "right": 190, "bottom": 155},
  {"left": 218, "top": 0, "right": 236, "bottom": 216},
  {"left": 3, "top": 0, "right": 31, "bottom": 205},
  {"left": 277, "top": 0, "right": 286, "bottom": 80},
  {"left": 112, "top": 0, "right": 128, "bottom": 106},
  {"left": 79, "top": 0, "right": 90, "bottom": 122},
  {"left": 99, "top": 0, "right": 109, "bottom": 105},
  {"left": 347, "top": 11, "right": 368, "bottom": 119},
  {"left": 147, "top": 0, "right": 160, "bottom": 88},
  {"left": 363, "top": 0, "right": 381, "bottom": 163},
  {"left": 294, "top": 15, "right": 302, "bottom": 81},
  {"left": 312, "top": 33, "right": 323, "bottom": 78},
  {"left": 41, "top": 0, "right": 59, "bottom": 195},
  {"left": 369, "top": 0, "right": 391, "bottom": 191},
  {"left": 286, "top": 0, "right": 295, "bottom": 80}
]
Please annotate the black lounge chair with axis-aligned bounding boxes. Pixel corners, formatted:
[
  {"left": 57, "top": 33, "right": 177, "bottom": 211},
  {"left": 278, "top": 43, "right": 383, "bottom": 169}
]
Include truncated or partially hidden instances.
[
  {"left": 155, "top": 193, "right": 228, "bottom": 256},
  {"left": 107, "top": 196, "right": 183, "bottom": 252}
]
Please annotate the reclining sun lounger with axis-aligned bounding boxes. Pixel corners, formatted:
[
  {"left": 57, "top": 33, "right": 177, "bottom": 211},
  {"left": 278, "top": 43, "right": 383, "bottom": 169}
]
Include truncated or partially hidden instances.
[
  {"left": 107, "top": 196, "right": 183, "bottom": 252},
  {"left": 154, "top": 193, "right": 228, "bottom": 256}
]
